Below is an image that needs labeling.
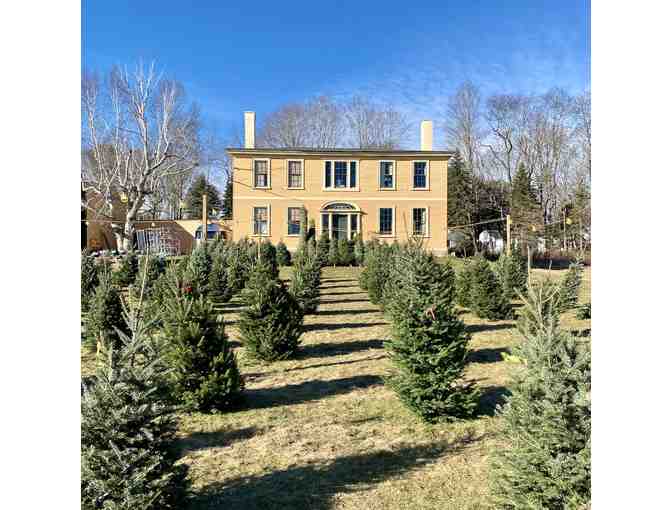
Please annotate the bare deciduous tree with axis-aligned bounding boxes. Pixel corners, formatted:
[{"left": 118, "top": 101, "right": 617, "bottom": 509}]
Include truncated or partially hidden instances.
[
  {"left": 344, "top": 95, "right": 411, "bottom": 149},
  {"left": 444, "top": 81, "right": 486, "bottom": 175},
  {"left": 82, "top": 61, "right": 201, "bottom": 249}
]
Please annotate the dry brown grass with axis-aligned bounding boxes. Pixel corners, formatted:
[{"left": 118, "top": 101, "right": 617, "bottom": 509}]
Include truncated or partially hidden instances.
[{"left": 81, "top": 264, "right": 591, "bottom": 509}]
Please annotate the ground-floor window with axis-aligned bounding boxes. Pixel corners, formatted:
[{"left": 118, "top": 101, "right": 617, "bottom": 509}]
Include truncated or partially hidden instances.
[
  {"left": 379, "top": 207, "right": 393, "bottom": 235},
  {"left": 412, "top": 207, "right": 428, "bottom": 236},
  {"left": 253, "top": 206, "right": 269, "bottom": 235},
  {"left": 287, "top": 207, "right": 302, "bottom": 235},
  {"left": 320, "top": 202, "right": 360, "bottom": 240}
]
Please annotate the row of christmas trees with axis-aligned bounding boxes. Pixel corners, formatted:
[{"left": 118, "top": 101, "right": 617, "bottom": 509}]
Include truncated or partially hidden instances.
[{"left": 359, "top": 241, "right": 590, "bottom": 506}]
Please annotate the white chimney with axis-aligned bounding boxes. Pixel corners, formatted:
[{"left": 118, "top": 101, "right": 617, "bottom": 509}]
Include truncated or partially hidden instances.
[
  {"left": 420, "top": 120, "right": 433, "bottom": 151},
  {"left": 244, "top": 111, "right": 256, "bottom": 148}
]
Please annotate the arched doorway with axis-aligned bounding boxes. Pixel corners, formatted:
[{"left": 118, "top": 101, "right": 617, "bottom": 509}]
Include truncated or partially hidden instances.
[{"left": 320, "top": 201, "right": 361, "bottom": 240}]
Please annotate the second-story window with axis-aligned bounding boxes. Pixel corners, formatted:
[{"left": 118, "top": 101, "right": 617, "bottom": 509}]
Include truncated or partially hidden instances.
[
  {"left": 254, "top": 159, "right": 270, "bottom": 188},
  {"left": 324, "top": 160, "right": 358, "bottom": 190},
  {"left": 412, "top": 161, "right": 429, "bottom": 190},
  {"left": 379, "top": 161, "right": 395, "bottom": 189},
  {"left": 287, "top": 160, "right": 303, "bottom": 189}
]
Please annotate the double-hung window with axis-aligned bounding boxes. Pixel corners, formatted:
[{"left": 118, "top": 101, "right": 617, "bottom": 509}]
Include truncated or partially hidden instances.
[
  {"left": 287, "top": 207, "right": 302, "bottom": 236},
  {"left": 254, "top": 159, "right": 270, "bottom": 188},
  {"left": 379, "top": 161, "right": 395, "bottom": 189},
  {"left": 412, "top": 161, "right": 429, "bottom": 190},
  {"left": 287, "top": 160, "right": 303, "bottom": 189},
  {"left": 379, "top": 207, "right": 394, "bottom": 236},
  {"left": 412, "top": 207, "right": 428, "bottom": 236},
  {"left": 324, "top": 160, "right": 358, "bottom": 190},
  {"left": 253, "top": 206, "right": 270, "bottom": 236}
]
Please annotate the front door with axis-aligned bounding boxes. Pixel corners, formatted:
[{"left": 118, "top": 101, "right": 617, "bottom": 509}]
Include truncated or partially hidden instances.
[{"left": 332, "top": 214, "right": 348, "bottom": 240}]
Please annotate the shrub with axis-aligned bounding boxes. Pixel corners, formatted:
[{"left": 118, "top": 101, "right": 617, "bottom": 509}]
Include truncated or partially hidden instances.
[
  {"left": 385, "top": 249, "right": 477, "bottom": 422},
  {"left": 289, "top": 250, "right": 321, "bottom": 314},
  {"left": 81, "top": 251, "right": 99, "bottom": 312},
  {"left": 160, "top": 270, "right": 243, "bottom": 412},
  {"left": 468, "top": 257, "right": 512, "bottom": 320},
  {"left": 113, "top": 251, "right": 138, "bottom": 287},
  {"left": 557, "top": 261, "right": 584, "bottom": 312},
  {"left": 276, "top": 241, "right": 291, "bottom": 267},
  {"left": 87, "top": 272, "right": 130, "bottom": 352},
  {"left": 576, "top": 302, "right": 591, "bottom": 319},
  {"left": 238, "top": 262, "right": 304, "bottom": 361},
  {"left": 81, "top": 314, "right": 184, "bottom": 509},
  {"left": 491, "top": 280, "right": 591, "bottom": 508}
]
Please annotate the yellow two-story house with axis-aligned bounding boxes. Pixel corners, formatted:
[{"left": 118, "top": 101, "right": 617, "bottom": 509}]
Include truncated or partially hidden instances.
[{"left": 227, "top": 112, "right": 455, "bottom": 255}]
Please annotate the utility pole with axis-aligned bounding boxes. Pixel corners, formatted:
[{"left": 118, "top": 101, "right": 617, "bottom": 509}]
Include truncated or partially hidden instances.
[
  {"left": 563, "top": 208, "right": 567, "bottom": 252},
  {"left": 202, "top": 193, "right": 208, "bottom": 247},
  {"left": 506, "top": 214, "right": 511, "bottom": 255}
]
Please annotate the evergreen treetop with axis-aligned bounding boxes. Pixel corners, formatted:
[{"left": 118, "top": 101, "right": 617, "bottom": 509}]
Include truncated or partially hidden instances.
[{"left": 185, "top": 174, "right": 222, "bottom": 219}]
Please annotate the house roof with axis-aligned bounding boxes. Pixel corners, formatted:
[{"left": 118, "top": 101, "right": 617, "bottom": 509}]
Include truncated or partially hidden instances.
[{"left": 226, "top": 147, "right": 457, "bottom": 157}]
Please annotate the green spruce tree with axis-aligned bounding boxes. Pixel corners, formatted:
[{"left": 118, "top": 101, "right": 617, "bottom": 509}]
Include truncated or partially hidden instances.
[
  {"left": 81, "top": 251, "right": 99, "bottom": 312},
  {"left": 327, "top": 236, "right": 339, "bottom": 266},
  {"left": 258, "top": 240, "right": 279, "bottom": 278},
  {"left": 290, "top": 249, "right": 321, "bottom": 314},
  {"left": 353, "top": 233, "right": 366, "bottom": 266},
  {"left": 184, "top": 174, "right": 222, "bottom": 219},
  {"left": 557, "top": 261, "right": 584, "bottom": 312},
  {"left": 221, "top": 174, "right": 233, "bottom": 219},
  {"left": 491, "top": 280, "right": 591, "bottom": 509},
  {"left": 113, "top": 251, "right": 139, "bottom": 287},
  {"left": 493, "top": 248, "right": 528, "bottom": 303},
  {"left": 238, "top": 262, "right": 304, "bottom": 361},
  {"left": 385, "top": 249, "right": 478, "bottom": 422},
  {"left": 87, "top": 272, "right": 130, "bottom": 353},
  {"left": 81, "top": 313, "right": 184, "bottom": 509},
  {"left": 468, "top": 256, "right": 512, "bottom": 320},
  {"left": 207, "top": 248, "right": 233, "bottom": 304},
  {"left": 160, "top": 268, "right": 243, "bottom": 411},
  {"left": 337, "top": 238, "right": 353, "bottom": 266},
  {"left": 447, "top": 153, "right": 476, "bottom": 250},
  {"left": 316, "top": 231, "right": 330, "bottom": 267},
  {"left": 187, "top": 244, "right": 212, "bottom": 297},
  {"left": 276, "top": 241, "right": 291, "bottom": 267}
]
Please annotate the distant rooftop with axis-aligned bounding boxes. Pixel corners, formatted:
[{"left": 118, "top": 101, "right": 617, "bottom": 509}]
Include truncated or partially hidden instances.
[{"left": 226, "top": 147, "right": 457, "bottom": 156}]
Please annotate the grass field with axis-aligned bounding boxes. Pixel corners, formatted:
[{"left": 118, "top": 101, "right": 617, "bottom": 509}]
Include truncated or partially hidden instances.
[{"left": 81, "top": 264, "right": 591, "bottom": 509}]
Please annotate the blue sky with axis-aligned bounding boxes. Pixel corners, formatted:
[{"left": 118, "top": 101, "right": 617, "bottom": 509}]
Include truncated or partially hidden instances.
[{"left": 83, "top": 1, "right": 590, "bottom": 147}]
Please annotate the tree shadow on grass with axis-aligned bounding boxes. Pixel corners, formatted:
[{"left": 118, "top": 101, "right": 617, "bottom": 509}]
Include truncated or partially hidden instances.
[
  {"left": 467, "top": 347, "right": 510, "bottom": 364},
  {"left": 315, "top": 308, "right": 380, "bottom": 316},
  {"left": 320, "top": 278, "right": 358, "bottom": 283},
  {"left": 466, "top": 323, "right": 515, "bottom": 334},
  {"left": 320, "top": 284, "right": 360, "bottom": 290},
  {"left": 298, "top": 339, "right": 385, "bottom": 359},
  {"left": 282, "top": 355, "right": 388, "bottom": 373},
  {"left": 177, "top": 426, "right": 260, "bottom": 454},
  {"left": 320, "top": 290, "right": 365, "bottom": 296},
  {"left": 187, "top": 435, "right": 482, "bottom": 510},
  {"left": 476, "top": 385, "right": 511, "bottom": 416},
  {"left": 319, "top": 297, "right": 371, "bottom": 305},
  {"left": 304, "top": 322, "right": 388, "bottom": 332},
  {"left": 243, "top": 375, "right": 383, "bottom": 411}
]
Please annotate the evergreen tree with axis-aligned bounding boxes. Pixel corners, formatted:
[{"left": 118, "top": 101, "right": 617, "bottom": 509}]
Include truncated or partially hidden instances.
[
  {"left": 290, "top": 250, "right": 321, "bottom": 314},
  {"left": 491, "top": 281, "right": 591, "bottom": 509},
  {"left": 576, "top": 302, "right": 591, "bottom": 320},
  {"left": 447, "top": 153, "right": 476, "bottom": 249},
  {"left": 316, "top": 231, "right": 330, "bottom": 266},
  {"left": 557, "top": 261, "right": 583, "bottom": 312},
  {"left": 81, "top": 251, "right": 99, "bottom": 312},
  {"left": 81, "top": 314, "right": 184, "bottom": 509},
  {"left": 258, "top": 240, "right": 279, "bottom": 278},
  {"left": 276, "top": 241, "right": 292, "bottom": 266},
  {"left": 468, "top": 257, "right": 512, "bottom": 320},
  {"left": 337, "top": 238, "right": 353, "bottom": 266},
  {"left": 160, "top": 269, "right": 243, "bottom": 412},
  {"left": 493, "top": 249, "right": 528, "bottom": 303},
  {"left": 133, "top": 254, "right": 166, "bottom": 296},
  {"left": 353, "top": 234, "right": 365, "bottom": 266},
  {"left": 327, "top": 237, "right": 339, "bottom": 266},
  {"left": 221, "top": 174, "right": 233, "bottom": 219},
  {"left": 510, "top": 163, "right": 542, "bottom": 251},
  {"left": 87, "top": 273, "right": 130, "bottom": 352},
  {"left": 385, "top": 249, "right": 478, "bottom": 422},
  {"left": 455, "top": 259, "right": 478, "bottom": 308},
  {"left": 187, "top": 244, "right": 212, "bottom": 297},
  {"left": 238, "top": 262, "right": 304, "bottom": 361},
  {"left": 365, "top": 242, "right": 393, "bottom": 305},
  {"left": 113, "top": 251, "right": 139, "bottom": 287},
  {"left": 184, "top": 174, "right": 222, "bottom": 219},
  {"left": 226, "top": 240, "right": 250, "bottom": 294},
  {"left": 207, "top": 248, "right": 232, "bottom": 304}
]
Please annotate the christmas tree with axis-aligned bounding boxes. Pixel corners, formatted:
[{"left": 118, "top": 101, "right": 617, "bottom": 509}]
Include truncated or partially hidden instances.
[
  {"left": 276, "top": 241, "right": 292, "bottom": 267},
  {"left": 353, "top": 233, "right": 366, "bottom": 266},
  {"left": 81, "top": 250, "right": 99, "bottom": 312},
  {"left": 258, "top": 240, "right": 279, "bottom": 278},
  {"left": 337, "top": 238, "right": 354, "bottom": 266},
  {"left": 290, "top": 249, "right": 321, "bottom": 314},
  {"left": 491, "top": 280, "right": 591, "bottom": 508},
  {"left": 87, "top": 272, "right": 130, "bottom": 353},
  {"left": 327, "top": 237, "right": 339, "bottom": 266},
  {"left": 316, "top": 231, "right": 330, "bottom": 267},
  {"left": 113, "top": 250, "right": 139, "bottom": 287},
  {"left": 207, "top": 248, "right": 232, "bottom": 304},
  {"left": 468, "top": 256, "right": 512, "bottom": 320},
  {"left": 187, "top": 244, "right": 212, "bottom": 297},
  {"left": 493, "top": 248, "right": 528, "bottom": 303},
  {"left": 160, "top": 268, "right": 243, "bottom": 411},
  {"left": 385, "top": 249, "right": 478, "bottom": 422},
  {"left": 238, "top": 261, "right": 304, "bottom": 361},
  {"left": 81, "top": 311, "right": 184, "bottom": 509},
  {"left": 557, "top": 261, "right": 583, "bottom": 312}
]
